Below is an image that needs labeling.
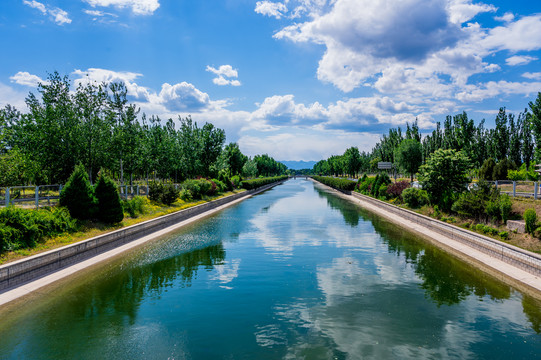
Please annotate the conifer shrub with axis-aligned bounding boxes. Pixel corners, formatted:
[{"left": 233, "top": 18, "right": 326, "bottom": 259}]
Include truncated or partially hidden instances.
[
  {"left": 524, "top": 208, "right": 537, "bottom": 235},
  {"left": 401, "top": 187, "right": 429, "bottom": 208},
  {"left": 95, "top": 173, "right": 124, "bottom": 223},
  {"left": 59, "top": 163, "right": 96, "bottom": 220},
  {"left": 160, "top": 184, "right": 180, "bottom": 205}
]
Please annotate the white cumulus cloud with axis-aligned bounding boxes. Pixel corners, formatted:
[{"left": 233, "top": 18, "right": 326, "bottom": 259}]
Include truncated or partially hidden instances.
[
  {"left": 505, "top": 55, "right": 537, "bottom": 66},
  {"left": 23, "top": 0, "right": 72, "bottom": 25},
  {"left": 206, "top": 65, "right": 241, "bottom": 86},
  {"left": 83, "top": 0, "right": 160, "bottom": 15},
  {"left": 255, "top": 1, "right": 288, "bottom": 19},
  {"left": 10, "top": 71, "right": 46, "bottom": 87}
]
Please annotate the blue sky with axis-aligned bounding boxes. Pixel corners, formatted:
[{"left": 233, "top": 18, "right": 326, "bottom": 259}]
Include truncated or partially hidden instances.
[{"left": 1, "top": 0, "right": 541, "bottom": 161}]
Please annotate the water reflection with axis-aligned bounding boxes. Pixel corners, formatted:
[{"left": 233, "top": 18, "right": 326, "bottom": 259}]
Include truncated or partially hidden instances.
[
  {"left": 0, "top": 179, "right": 540, "bottom": 360},
  {"left": 314, "top": 185, "right": 360, "bottom": 227}
]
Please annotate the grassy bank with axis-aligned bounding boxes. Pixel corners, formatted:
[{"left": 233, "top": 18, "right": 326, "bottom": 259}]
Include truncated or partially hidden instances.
[{"left": 311, "top": 175, "right": 541, "bottom": 254}]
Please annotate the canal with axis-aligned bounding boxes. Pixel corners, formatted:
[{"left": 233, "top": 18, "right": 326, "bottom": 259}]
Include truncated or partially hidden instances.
[{"left": 0, "top": 179, "right": 540, "bottom": 359}]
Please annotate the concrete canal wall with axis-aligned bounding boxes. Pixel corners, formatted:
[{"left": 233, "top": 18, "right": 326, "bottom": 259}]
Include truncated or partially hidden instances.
[
  {"left": 0, "top": 180, "right": 285, "bottom": 295},
  {"left": 310, "top": 178, "right": 541, "bottom": 296}
]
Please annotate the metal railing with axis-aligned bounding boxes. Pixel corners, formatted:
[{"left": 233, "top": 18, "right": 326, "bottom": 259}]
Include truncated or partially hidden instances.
[{"left": 351, "top": 192, "right": 541, "bottom": 277}]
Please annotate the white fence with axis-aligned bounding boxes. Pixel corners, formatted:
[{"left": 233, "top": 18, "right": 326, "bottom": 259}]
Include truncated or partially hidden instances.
[{"left": 0, "top": 184, "right": 152, "bottom": 209}]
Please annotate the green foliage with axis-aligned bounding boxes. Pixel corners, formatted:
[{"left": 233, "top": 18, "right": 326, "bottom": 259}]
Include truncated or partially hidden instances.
[
  {"left": 222, "top": 142, "right": 247, "bottom": 177},
  {"left": 311, "top": 176, "right": 357, "bottom": 191},
  {"left": 95, "top": 173, "right": 124, "bottom": 223},
  {"left": 418, "top": 149, "right": 471, "bottom": 207},
  {"left": 394, "top": 139, "right": 422, "bottom": 181},
  {"left": 401, "top": 187, "right": 429, "bottom": 208},
  {"left": 492, "top": 158, "right": 516, "bottom": 180},
  {"left": 524, "top": 208, "right": 537, "bottom": 234},
  {"left": 122, "top": 196, "right": 146, "bottom": 218},
  {"left": 59, "top": 163, "right": 96, "bottom": 220},
  {"left": 241, "top": 176, "right": 288, "bottom": 190},
  {"left": 507, "top": 163, "right": 539, "bottom": 181},
  {"left": 370, "top": 173, "right": 391, "bottom": 197},
  {"left": 499, "top": 231, "right": 509, "bottom": 240},
  {"left": 231, "top": 175, "right": 241, "bottom": 189},
  {"left": 342, "top": 146, "right": 362, "bottom": 177},
  {"left": 211, "top": 178, "right": 227, "bottom": 193},
  {"left": 149, "top": 182, "right": 180, "bottom": 205},
  {"left": 356, "top": 176, "right": 375, "bottom": 195},
  {"left": 180, "top": 179, "right": 215, "bottom": 200},
  {"left": 0, "top": 207, "right": 76, "bottom": 253},
  {"left": 479, "top": 158, "right": 496, "bottom": 181},
  {"left": 499, "top": 194, "right": 512, "bottom": 223},
  {"left": 451, "top": 181, "right": 510, "bottom": 224},
  {"left": 161, "top": 184, "right": 180, "bottom": 205}
]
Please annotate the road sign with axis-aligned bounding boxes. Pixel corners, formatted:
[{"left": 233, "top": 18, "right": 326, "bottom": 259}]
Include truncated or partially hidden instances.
[{"left": 377, "top": 162, "right": 393, "bottom": 170}]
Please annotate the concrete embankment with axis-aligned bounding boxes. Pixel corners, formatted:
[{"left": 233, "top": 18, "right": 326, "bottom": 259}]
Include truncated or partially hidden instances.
[
  {"left": 0, "top": 180, "right": 285, "bottom": 306},
  {"left": 310, "top": 178, "right": 541, "bottom": 298}
]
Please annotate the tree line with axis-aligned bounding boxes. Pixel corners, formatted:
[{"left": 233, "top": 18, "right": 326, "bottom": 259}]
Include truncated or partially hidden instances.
[
  {"left": 313, "top": 93, "right": 541, "bottom": 179},
  {"left": 0, "top": 72, "right": 287, "bottom": 186}
]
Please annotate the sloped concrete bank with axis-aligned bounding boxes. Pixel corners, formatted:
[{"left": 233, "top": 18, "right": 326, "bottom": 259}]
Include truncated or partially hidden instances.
[
  {"left": 310, "top": 178, "right": 541, "bottom": 297},
  {"left": 0, "top": 180, "right": 286, "bottom": 298}
]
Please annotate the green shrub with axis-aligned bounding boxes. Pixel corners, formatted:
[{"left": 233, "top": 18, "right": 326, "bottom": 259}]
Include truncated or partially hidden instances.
[
  {"left": 378, "top": 185, "right": 388, "bottom": 199},
  {"left": 356, "top": 176, "right": 375, "bottom": 195},
  {"left": 479, "top": 158, "right": 496, "bottom": 181},
  {"left": 534, "top": 227, "right": 541, "bottom": 239},
  {"left": 231, "top": 175, "right": 242, "bottom": 189},
  {"left": 475, "top": 223, "right": 485, "bottom": 232},
  {"left": 401, "top": 187, "right": 429, "bottom": 208},
  {"left": 160, "top": 184, "right": 180, "bottom": 205},
  {"left": 0, "top": 207, "right": 76, "bottom": 253},
  {"left": 499, "top": 231, "right": 509, "bottom": 240},
  {"left": 123, "top": 196, "right": 145, "bottom": 218},
  {"left": 59, "top": 163, "right": 96, "bottom": 220},
  {"left": 524, "top": 208, "right": 537, "bottom": 234},
  {"left": 95, "top": 173, "right": 124, "bottom": 224},
  {"left": 499, "top": 194, "right": 512, "bottom": 223},
  {"left": 452, "top": 191, "right": 485, "bottom": 220},
  {"left": 211, "top": 178, "right": 227, "bottom": 193}
]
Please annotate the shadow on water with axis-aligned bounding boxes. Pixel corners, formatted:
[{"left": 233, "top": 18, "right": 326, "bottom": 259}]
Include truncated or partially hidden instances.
[{"left": 314, "top": 186, "right": 360, "bottom": 227}]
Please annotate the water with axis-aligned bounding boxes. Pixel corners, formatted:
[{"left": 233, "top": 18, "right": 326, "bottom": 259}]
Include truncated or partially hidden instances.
[{"left": 0, "top": 179, "right": 540, "bottom": 359}]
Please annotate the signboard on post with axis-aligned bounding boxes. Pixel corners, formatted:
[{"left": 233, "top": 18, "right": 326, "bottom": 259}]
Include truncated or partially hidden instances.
[{"left": 377, "top": 162, "right": 393, "bottom": 170}]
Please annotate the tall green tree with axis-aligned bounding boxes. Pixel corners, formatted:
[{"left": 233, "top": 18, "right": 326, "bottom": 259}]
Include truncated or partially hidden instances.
[
  {"left": 418, "top": 149, "right": 471, "bottom": 206},
  {"left": 529, "top": 92, "right": 541, "bottom": 162},
  {"left": 223, "top": 142, "right": 247, "bottom": 177},
  {"left": 343, "top": 147, "right": 362, "bottom": 177},
  {"left": 394, "top": 139, "right": 422, "bottom": 182}
]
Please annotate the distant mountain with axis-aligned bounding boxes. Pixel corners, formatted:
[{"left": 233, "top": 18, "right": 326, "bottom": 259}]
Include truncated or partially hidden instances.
[{"left": 279, "top": 160, "right": 317, "bottom": 170}]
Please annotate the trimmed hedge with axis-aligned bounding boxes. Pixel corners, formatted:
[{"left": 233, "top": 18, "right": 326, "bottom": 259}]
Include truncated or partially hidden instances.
[
  {"left": 311, "top": 176, "right": 356, "bottom": 191},
  {"left": 241, "top": 176, "right": 288, "bottom": 190}
]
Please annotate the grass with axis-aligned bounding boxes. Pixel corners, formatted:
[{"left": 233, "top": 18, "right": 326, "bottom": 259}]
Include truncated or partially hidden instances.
[
  {"left": 413, "top": 200, "right": 541, "bottom": 254},
  {"left": 0, "top": 190, "right": 245, "bottom": 265}
]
